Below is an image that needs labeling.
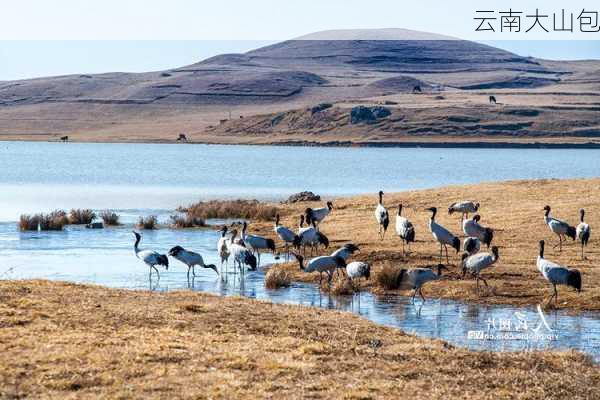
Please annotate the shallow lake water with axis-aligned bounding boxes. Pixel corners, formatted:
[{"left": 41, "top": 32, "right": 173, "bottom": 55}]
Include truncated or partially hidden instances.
[{"left": 1, "top": 141, "right": 599, "bottom": 361}]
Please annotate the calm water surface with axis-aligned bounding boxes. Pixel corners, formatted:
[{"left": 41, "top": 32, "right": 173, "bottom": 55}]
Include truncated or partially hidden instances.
[
  {"left": 1, "top": 141, "right": 599, "bottom": 360},
  {"left": 2, "top": 141, "right": 600, "bottom": 220}
]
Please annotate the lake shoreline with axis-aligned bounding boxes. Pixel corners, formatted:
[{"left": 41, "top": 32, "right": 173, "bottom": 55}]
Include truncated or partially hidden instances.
[
  {"left": 4, "top": 137, "right": 600, "bottom": 149},
  {"left": 1, "top": 279, "right": 598, "bottom": 399}
]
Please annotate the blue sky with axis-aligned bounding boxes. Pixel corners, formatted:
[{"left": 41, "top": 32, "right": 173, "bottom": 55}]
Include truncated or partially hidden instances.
[{"left": 0, "top": 0, "right": 598, "bottom": 80}]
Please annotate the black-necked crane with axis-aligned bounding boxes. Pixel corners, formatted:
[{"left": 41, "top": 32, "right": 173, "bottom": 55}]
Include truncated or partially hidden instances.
[
  {"left": 217, "top": 226, "right": 231, "bottom": 275},
  {"left": 427, "top": 207, "right": 460, "bottom": 264},
  {"left": 463, "top": 215, "right": 494, "bottom": 248},
  {"left": 395, "top": 204, "right": 415, "bottom": 254},
  {"left": 576, "top": 209, "right": 591, "bottom": 260},
  {"left": 397, "top": 264, "right": 449, "bottom": 303},
  {"left": 461, "top": 246, "right": 499, "bottom": 292},
  {"left": 294, "top": 254, "right": 346, "bottom": 286},
  {"left": 274, "top": 214, "right": 301, "bottom": 261},
  {"left": 305, "top": 201, "right": 333, "bottom": 227},
  {"left": 448, "top": 201, "right": 480, "bottom": 228},
  {"left": 132, "top": 231, "right": 168, "bottom": 279},
  {"left": 298, "top": 216, "right": 329, "bottom": 256},
  {"left": 346, "top": 261, "right": 370, "bottom": 283},
  {"left": 463, "top": 237, "right": 481, "bottom": 255},
  {"left": 168, "top": 246, "right": 218, "bottom": 280},
  {"left": 375, "top": 191, "right": 390, "bottom": 240},
  {"left": 241, "top": 221, "right": 275, "bottom": 267},
  {"left": 331, "top": 243, "right": 360, "bottom": 261},
  {"left": 543, "top": 205, "right": 576, "bottom": 252},
  {"left": 537, "top": 240, "right": 581, "bottom": 306},
  {"left": 228, "top": 229, "right": 257, "bottom": 274}
]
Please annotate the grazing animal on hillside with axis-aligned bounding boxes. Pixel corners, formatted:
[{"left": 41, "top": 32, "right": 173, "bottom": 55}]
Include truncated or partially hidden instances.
[
  {"left": 60, "top": 136, "right": 69, "bottom": 142},
  {"left": 169, "top": 246, "right": 218, "bottom": 280},
  {"left": 397, "top": 264, "right": 448, "bottom": 303},
  {"left": 132, "top": 231, "right": 168, "bottom": 279},
  {"left": 413, "top": 85, "right": 422, "bottom": 93},
  {"left": 241, "top": 222, "right": 275, "bottom": 267},
  {"left": 576, "top": 209, "right": 591, "bottom": 260},
  {"left": 448, "top": 201, "right": 480, "bottom": 228},
  {"left": 543, "top": 205, "right": 576, "bottom": 252},
  {"left": 274, "top": 214, "right": 301, "bottom": 260},
  {"left": 177, "top": 134, "right": 188, "bottom": 142},
  {"left": 375, "top": 191, "right": 390, "bottom": 240},
  {"left": 463, "top": 237, "right": 481, "bottom": 255},
  {"left": 489, "top": 96, "right": 497, "bottom": 104},
  {"left": 427, "top": 207, "right": 460, "bottom": 264},
  {"left": 537, "top": 240, "right": 581, "bottom": 306},
  {"left": 395, "top": 204, "right": 415, "bottom": 254},
  {"left": 305, "top": 202, "right": 333, "bottom": 227},
  {"left": 463, "top": 215, "right": 494, "bottom": 247},
  {"left": 294, "top": 254, "right": 346, "bottom": 286},
  {"left": 461, "top": 246, "right": 499, "bottom": 292}
]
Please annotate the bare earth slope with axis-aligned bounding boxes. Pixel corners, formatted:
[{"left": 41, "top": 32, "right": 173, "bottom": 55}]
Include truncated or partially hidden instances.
[{"left": 0, "top": 28, "right": 599, "bottom": 144}]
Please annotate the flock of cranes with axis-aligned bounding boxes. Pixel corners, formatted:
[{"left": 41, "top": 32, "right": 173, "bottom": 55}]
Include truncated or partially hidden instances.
[{"left": 132, "top": 192, "right": 591, "bottom": 306}]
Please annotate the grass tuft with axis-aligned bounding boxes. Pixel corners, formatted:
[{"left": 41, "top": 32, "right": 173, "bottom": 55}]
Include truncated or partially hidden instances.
[
  {"left": 375, "top": 263, "right": 403, "bottom": 290},
  {"left": 178, "top": 199, "right": 278, "bottom": 221},
  {"left": 169, "top": 215, "right": 206, "bottom": 229},
  {"left": 68, "top": 209, "right": 96, "bottom": 225},
  {"left": 99, "top": 210, "right": 120, "bottom": 226},
  {"left": 329, "top": 276, "right": 355, "bottom": 295},
  {"left": 19, "top": 210, "right": 69, "bottom": 231},
  {"left": 137, "top": 215, "right": 158, "bottom": 230},
  {"left": 265, "top": 268, "right": 292, "bottom": 289}
]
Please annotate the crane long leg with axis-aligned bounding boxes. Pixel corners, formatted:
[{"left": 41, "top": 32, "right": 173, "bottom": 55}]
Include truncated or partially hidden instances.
[
  {"left": 411, "top": 289, "right": 417, "bottom": 304},
  {"left": 419, "top": 288, "right": 426, "bottom": 302},
  {"left": 444, "top": 245, "right": 449, "bottom": 264},
  {"left": 439, "top": 243, "right": 443, "bottom": 264}
]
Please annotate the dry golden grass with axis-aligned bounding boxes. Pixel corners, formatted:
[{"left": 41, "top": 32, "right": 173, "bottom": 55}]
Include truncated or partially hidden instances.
[
  {"left": 250, "top": 178, "right": 600, "bottom": 312},
  {"left": 179, "top": 199, "right": 279, "bottom": 222},
  {"left": 0, "top": 280, "right": 598, "bottom": 399}
]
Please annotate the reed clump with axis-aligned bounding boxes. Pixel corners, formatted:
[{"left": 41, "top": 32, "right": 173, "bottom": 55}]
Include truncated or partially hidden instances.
[
  {"left": 99, "top": 210, "right": 120, "bottom": 226},
  {"left": 179, "top": 199, "right": 278, "bottom": 221},
  {"left": 19, "top": 210, "right": 69, "bottom": 231},
  {"left": 137, "top": 215, "right": 158, "bottom": 230},
  {"left": 169, "top": 215, "right": 206, "bottom": 229},
  {"left": 374, "top": 263, "right": 403, "bottom": 290},
  {"left": 264, "top": 267, "right": 292, "bottom": 289},
  {"left": 68, "top": 209, "right": 96, "bottom": 225},
  {"left": 329, "top": 276, "right": 355, "bottom": 295}
]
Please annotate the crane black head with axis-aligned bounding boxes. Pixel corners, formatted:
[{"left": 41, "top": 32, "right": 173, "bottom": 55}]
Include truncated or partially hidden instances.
[
  {"left": 539, "top": 240, "right": 545, "bottom": 258},
  {"left": 475, "top": 202, "right": 481, "bottom": 210},
  {"left": 543, "top": 205, "right": 551, "bottom": 216},
  {"left": 491, "top": 246, "right": 499, "bottom": 259},
  {"left": 168, "top": 246, "right": 184, "bottom": 257},
  {"left": 327, "top": 201, "right": 333, "bottom": 210},
  {"left": 580, "top": 209, "right": 586, "bottom": 222},
  {"left": 473, "top": 214, "right": 481, "bottom": 222},
  {"left": 398, "top": 204, "right": 403, "bottom": 216},
  {"left": 426, "top": 207, "right": 438, "bottom": 220},
  {"left": 245, "top": 252, "right": 257, "bottom": 271},
  {"left": 378, "top": 191, "right": 384, "bottom": 204}
]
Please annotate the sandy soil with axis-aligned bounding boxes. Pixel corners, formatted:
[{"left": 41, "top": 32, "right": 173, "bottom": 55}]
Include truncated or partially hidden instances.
[
  {"left": 250, "top": 179, "right": 600, "bottom": 312},
  {"left": 0, "top": 280, "right": 598, "bottom": 399}
]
